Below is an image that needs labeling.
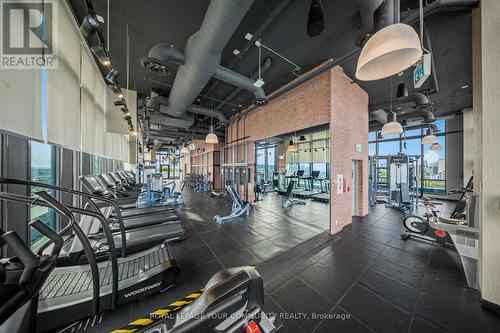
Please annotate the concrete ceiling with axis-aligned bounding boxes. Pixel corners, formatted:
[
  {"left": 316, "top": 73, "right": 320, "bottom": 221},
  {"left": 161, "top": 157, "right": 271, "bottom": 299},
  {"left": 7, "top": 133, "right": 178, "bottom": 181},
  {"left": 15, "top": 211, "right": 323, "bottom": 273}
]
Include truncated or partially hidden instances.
[{"left": 69, "top": 0, "right": 473, "bottom": 125}]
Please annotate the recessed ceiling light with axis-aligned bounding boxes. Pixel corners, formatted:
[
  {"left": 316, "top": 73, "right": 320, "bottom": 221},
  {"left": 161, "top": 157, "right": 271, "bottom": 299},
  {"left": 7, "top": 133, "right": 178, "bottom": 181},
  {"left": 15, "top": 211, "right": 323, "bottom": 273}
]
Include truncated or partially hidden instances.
[
  {"left": 396, "top": 107, "right": 402, "bottom": 110},
  {"left": 244, "top": 33, "right": 253, "bottom": 40},
  {"left": 461, "top": 85, "right": 469, "bottom": 89},
  {"left": 233, "top": 49, "right": 240, "bottom": 55}
]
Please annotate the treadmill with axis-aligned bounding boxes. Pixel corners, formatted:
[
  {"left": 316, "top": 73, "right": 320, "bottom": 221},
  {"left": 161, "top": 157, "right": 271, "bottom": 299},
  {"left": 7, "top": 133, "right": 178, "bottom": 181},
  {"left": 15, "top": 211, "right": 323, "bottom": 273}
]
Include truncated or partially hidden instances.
[
  {"left": 81, "top": 175, "right": 177, "bottom": 222},
  {"left": 99, "top": 173, "right": 142, "bottom": 198},
  {"left": 0, "top": 190, "right": 181, "bottom": 332}
]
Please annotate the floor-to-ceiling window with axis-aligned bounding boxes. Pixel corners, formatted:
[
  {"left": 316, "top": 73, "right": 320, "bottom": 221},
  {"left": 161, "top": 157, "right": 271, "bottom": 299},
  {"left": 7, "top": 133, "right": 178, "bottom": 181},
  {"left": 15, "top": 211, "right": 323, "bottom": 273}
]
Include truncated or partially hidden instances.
[
  {"left": 30, "top": 141, "right": 57, "bottom": 248},
  {"left": 255, "top": 146, "right": 276, "bottom": 182},
  {"left": 369, "top": 120, "right": 446, "bottom": 194}
]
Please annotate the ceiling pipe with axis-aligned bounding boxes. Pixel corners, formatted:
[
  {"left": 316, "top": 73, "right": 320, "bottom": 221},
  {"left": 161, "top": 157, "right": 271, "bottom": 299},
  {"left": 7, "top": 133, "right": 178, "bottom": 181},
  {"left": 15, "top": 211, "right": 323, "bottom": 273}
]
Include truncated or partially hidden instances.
[
  {"left": 147, "top": 95, "right": 227, "bottom": 125},
  {"left": 213, "top": 66, "right": 267, "bottom": 105},
  {"left": 372, "top": 92, "right": 430, "bottom": 111},
  {"left": 215, "top": 57, "right": 272, "bottom": 111},
  {"left": 163, "top": 0, "right": 255, "bottom": 118},
  {"left": 401, "top": 0, "right": 479, "bottom": 25},
  {"left": 375, "top": 0, "right": 395, "bottom": 30},
  {"left": 147, "top": 113, "right": 195, "bottom": 130},
  {"left": 354, "top": 0, "right": 384, "bottom": 47}
]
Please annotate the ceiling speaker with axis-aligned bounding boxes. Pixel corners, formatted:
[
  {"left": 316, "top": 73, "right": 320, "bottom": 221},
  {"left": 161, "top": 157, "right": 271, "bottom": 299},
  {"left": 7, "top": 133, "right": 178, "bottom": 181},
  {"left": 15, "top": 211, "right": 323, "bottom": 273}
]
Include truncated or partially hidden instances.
[{"left": 307, "top": 0, "right": 324, "bottom": 37}]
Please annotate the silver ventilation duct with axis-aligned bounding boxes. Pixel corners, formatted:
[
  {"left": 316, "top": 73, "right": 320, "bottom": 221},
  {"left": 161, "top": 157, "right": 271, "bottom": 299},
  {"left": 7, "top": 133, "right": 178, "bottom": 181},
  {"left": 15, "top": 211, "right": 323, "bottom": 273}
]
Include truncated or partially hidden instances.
[
  {"left": 142, "top": 0, "right": 262, "bottom": 127},
  {"left": 147, "top": 113, "right": 195, "bottom": 130},
  {"left": 147, "top": 96, "right": 227, "bottom": 126}
]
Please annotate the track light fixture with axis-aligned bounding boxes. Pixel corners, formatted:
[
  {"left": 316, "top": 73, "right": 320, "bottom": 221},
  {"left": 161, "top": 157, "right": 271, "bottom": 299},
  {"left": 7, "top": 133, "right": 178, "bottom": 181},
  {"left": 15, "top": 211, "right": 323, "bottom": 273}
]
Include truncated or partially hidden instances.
[
  {"left": 114, "top": 99, "right": 125, "bottom": 107},
  {"left": 111, "top": 85, "right": 123, "bottom": 99},
  {"left": 106, "top": 68, "right": 119, "bottom": 85},
  {"left": 80, "top": 14, "right": 99, "bottom": 38},
  {"left": 123, "top": 115, "right": 132, "bottom": 121},
  {"left": 91, "top": 45, "right": 111, "bottom": 66},
  {"left": 120, "top": 107, "right": 128, "bottom": 114}
]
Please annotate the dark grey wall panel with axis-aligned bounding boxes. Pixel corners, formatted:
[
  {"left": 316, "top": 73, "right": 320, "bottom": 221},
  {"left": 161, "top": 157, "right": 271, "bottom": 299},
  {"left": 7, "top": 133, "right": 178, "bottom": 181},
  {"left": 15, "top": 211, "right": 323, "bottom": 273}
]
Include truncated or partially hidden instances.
[
  {"left": 1, "top": 135, "right": 29, "bottom": 250},
  {"left": 60, "top": 148, "right": 74, "bottom": 207},
  {"left": 81, "top": 152, "right": 91, "bottom": 176}
]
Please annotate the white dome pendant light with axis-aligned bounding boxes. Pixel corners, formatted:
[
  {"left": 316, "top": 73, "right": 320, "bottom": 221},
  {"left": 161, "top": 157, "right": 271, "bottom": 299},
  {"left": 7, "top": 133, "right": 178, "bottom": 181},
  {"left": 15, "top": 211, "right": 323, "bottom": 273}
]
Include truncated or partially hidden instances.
[
  {"left": 430, "top": 142, "right": 441, "bottom": 151},
  {"left": 205, "top": 125, "right": 218, "bottom": 144},
  {"left": 421, "top": 127, "right": 438, "bottom": 145},
  {"left": 356, "top": 0, "right": 426, "bottom": 81},
  {"left": 205, "top": 98, "right": 218, "bottom": 144},
  {"left": 356, "top": 23, "right": 422, "bottom": 81},
  {"left": 381, "top": 112, "right": 404, "bottom": 137}
]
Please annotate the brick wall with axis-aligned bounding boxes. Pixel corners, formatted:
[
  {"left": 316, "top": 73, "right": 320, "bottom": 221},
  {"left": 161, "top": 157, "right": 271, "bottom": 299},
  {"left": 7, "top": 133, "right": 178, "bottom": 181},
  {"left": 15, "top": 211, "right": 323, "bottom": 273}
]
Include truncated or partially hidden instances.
[
  {"left": 330, "top": 67, "right": 369, "bottom": 233},
  {"left": 225, "top": 65, "right": 369, "bottom": 234}
]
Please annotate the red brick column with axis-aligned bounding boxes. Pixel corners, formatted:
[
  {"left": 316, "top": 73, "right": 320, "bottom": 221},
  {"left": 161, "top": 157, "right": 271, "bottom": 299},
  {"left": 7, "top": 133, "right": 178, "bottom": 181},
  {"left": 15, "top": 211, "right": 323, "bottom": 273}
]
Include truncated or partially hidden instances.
[{"left": 330, "top": 67, "right": 369, "bottom": 233}]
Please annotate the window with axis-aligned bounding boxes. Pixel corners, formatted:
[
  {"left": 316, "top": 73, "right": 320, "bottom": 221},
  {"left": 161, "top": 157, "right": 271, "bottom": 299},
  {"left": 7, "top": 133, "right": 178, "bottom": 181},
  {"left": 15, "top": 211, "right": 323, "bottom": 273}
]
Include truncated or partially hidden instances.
[
  {"left": 369, "top": 143, "right": 376, "bottom": 156},
  {"left": 378, "top": 140, "right": 400, "bottom": 155},
  {"left": 370, "top": 119, "right": 447, "bottom": 195},
  {"left": 30, "top": 141, "right": 56, "bottom": 248},
  {"left": 256, "top": 148, "right": 266, "bottom": 182},
  {"left": 266, "top": 147, "right": 275, "bottom": 180},
  {"left": 92, "top": 155, "right": 100, "bottom": 175},
  {"left": 312, "top": 162, "right": 327, "bottom": 178},
  {"left": 423, "top": 135, "right": 446, "bottom": 194}
]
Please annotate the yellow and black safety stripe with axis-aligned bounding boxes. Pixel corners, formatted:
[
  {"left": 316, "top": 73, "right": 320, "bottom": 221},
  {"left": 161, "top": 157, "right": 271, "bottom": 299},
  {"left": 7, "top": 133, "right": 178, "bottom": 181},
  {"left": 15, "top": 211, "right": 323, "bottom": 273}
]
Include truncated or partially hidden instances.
[{"left": 110, "top": 288, "right": 204, "bottom": 333}]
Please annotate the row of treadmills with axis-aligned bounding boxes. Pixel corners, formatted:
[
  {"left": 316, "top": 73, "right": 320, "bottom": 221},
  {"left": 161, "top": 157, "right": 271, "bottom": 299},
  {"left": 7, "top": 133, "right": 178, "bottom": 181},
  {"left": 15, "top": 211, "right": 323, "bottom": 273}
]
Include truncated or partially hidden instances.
[
  {"left": 0, "top": 170, "right": 281, "bottom": 332},
  {"left": 0, "top": 171, "right": 277, "bottom": 333},
  {"left": 0, "top": 171, "right": 187, "bottom": 331}
]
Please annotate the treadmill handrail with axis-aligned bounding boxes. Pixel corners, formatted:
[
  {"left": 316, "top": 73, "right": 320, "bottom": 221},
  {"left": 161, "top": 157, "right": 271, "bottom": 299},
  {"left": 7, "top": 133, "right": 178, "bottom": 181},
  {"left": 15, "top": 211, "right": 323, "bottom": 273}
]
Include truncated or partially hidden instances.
[
  {"left": 0, "top": 177, "right": 128, "bottom": 257},
  {"left": 0, "top": 191, "right": 101, "bottom": 317},
  {"left": 67, "top": 206, "right": 119, "bottom": 310}
]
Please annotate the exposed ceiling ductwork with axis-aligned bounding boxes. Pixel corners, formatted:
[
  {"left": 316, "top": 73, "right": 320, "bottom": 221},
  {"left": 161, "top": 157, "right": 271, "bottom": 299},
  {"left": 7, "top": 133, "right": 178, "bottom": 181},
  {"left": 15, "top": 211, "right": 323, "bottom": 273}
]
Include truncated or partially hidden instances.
[{"left": 141, "top": 0, "right": 264, "bottom": 135}]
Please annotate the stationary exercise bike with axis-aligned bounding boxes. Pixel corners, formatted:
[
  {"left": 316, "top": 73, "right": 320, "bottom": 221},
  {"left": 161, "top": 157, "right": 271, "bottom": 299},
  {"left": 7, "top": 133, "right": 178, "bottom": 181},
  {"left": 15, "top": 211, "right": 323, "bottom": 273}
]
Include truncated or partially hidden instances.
[{"left": 401, "top": 186, "right": 474, "bottom": 247}]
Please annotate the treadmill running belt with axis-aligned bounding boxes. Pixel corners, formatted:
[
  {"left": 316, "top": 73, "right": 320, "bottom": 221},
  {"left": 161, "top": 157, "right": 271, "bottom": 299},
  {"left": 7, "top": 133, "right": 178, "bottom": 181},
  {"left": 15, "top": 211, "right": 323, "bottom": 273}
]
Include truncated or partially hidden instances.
[
  {"left": 117, "top": 213, "right": 179, "bottom": 230},
  {"left": 117, "top": 205, "right": 174, "bottom": 218},
  {"left": 39, "top": 246, "right": 174, "bottom": 301}
]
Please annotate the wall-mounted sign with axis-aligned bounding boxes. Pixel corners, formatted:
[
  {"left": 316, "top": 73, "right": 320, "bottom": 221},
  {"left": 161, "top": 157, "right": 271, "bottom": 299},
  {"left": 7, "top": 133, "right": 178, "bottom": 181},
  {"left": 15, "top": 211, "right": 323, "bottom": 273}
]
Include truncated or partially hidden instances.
[
  {"left": 413, "top": 53, "right": 431, "bottom": 88},
  {"left": 355, "top": 144, "right": 362, "bottom": 153},
  {"left": 336, "top": 174, "right": 344, "bottom": 194}
]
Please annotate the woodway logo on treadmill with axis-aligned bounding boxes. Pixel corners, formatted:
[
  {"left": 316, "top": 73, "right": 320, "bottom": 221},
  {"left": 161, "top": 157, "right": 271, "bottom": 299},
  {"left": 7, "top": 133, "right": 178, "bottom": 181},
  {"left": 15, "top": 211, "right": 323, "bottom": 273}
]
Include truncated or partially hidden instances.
[{"left": 124, "top": 282, "right": 162, "bottom": 298}]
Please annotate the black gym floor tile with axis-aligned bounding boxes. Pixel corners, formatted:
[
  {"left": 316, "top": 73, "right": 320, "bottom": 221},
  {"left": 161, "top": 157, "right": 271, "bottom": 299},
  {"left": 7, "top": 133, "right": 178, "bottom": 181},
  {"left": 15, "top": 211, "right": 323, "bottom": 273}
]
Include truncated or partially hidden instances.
[
  {"left": 271, "top": 277, "right": 334, "bottom": 332},
  {"left": 263, "top": 296, "right": 306, "bottom": 333},
  {"left": 339, "top": 284, "right": 412, "bottom": 333},
  {"left": 181, "top": 260, "right": 224, "bottom": 292},
  {"left": 205, "top": 237, "right": 245, "bottom": 258},
  {"left": 218, "top": 248, "right": 261, "bottom": 268},
  {"left": 297, "top": 263, "right": 353, "bottom": 304},
  {"left": 359, "top": 268, "right": 419, "bottom": 313},
  {"left": 198, "top": 229, "right": 231, "bottom": 244},
  {"left": 358, "top": 229, "right": 395, "bottom": 245},
  {"left": 175, "top": 244, "right": 217, "bottom": 269},
  {"left": 313, "top": 306, "right": 375, "bottom": 333},
  {"left": 409, "top": 316, "right": 448, "bottom": 333},
  {"left": 380, "top": 246, "right": 428, "bottom": 272},
  {"left": 425, "top": 245, "right": 467, "bottom": 285},
  {"left": 247, "top": 239, "right": 286, "bottom": 262},
  {"left": 262, "top": 269, "right": 296, "bottom": 294},
  {"left": 317, "top": 253, "right": 368, "bottom": 282},
  {"left": 387, "top": 235, "right": 433, "bottom": 258},
  {"left": 269, "top": 233, "right": 304, "bottom": 250},
  {"left": 343, "top": 237, "right": 386, "bottom": 255},
  {"left": 228, "top": 229, "right": 267, "bottom": 247},
  {"left": 371, "top": 256, "right": 424, "bottom": 289}
]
